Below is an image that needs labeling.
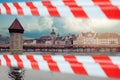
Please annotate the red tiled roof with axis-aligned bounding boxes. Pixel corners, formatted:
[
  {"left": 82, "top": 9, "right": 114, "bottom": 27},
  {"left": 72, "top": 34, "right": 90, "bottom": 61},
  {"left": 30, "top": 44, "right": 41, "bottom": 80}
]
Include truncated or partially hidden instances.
[{"left": 9, "top": 18, "right": 24, "bottom": 30}]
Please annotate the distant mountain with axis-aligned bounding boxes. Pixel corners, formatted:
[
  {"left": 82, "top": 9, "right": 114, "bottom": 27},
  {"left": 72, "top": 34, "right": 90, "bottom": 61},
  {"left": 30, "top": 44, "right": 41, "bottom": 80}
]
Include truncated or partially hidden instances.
[{"left": 0, "top": 34, "right": 9, "bottom": 44}]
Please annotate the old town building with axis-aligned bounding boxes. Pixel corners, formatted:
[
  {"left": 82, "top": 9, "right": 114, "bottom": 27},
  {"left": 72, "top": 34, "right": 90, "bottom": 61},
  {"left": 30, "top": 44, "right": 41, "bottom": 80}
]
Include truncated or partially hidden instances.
[
  {"left": 73, "top": 32, "right": 119, "bottom": 45},
  {"left": 24, "top": 29, "right": 73, "bottom": 45},
  {"left": 119, "top": 35, "right": 120, "bottom": 45}
]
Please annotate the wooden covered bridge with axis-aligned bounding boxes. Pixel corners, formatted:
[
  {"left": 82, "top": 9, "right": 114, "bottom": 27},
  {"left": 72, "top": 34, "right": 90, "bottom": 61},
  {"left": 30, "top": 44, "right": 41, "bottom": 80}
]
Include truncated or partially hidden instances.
[{"left": 0, "top": 44, "right": 120, "bottom": 53}]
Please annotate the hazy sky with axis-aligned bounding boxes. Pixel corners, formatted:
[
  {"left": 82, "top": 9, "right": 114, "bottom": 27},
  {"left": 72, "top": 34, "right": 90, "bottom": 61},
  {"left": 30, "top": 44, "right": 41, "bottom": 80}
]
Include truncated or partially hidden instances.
[
  {"left": 0, "top": 14, "right": 120, "bottom": 38},
  {"left": 0, "top": 0, "right": 120, "bottom": 38}
]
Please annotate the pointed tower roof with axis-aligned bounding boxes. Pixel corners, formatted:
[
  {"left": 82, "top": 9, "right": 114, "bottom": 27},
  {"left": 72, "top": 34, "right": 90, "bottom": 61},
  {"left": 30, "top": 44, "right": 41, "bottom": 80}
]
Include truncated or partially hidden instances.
[
  {"left": 51, "top": 28, "right": 55, "bottom": 35},
  {"left": 8, "top": 18, "right": 24, "bottom": 33}
]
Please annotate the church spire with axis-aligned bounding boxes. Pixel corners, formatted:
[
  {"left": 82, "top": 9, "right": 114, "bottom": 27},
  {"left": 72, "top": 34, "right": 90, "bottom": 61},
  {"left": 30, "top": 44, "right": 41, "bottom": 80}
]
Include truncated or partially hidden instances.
[{"left": 51, "top": 28, "right": 56, "bottom": 35}]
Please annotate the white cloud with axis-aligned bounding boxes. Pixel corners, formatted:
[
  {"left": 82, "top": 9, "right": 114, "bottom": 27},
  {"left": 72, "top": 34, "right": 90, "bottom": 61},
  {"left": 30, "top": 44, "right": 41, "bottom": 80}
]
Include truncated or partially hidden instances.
[
  {"left": 62, "top": 18, "right": 94, "bottom": 33},
  {"left": 89, "top": 19, "right": 120, "bottom": 28},
  {"left": 38, "top": 17, "right": 53, "bottom": 30},
  {"left": 61, "top": 18, "right": 120, "bottom": 33},
  {"left": 22, "top": 17, "right": 120, "bottom": 33},
  {"left": 24, "top": 17, "right": 53, "bottom": 32}
]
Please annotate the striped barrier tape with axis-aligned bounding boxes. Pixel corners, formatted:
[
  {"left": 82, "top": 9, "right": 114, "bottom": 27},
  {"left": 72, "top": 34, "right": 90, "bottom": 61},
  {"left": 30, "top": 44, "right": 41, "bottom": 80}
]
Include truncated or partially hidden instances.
[
  {"left": 0, "top": 54, "right": 120, "bottom": 78},
  {"left": 0, "top": 0, "right": 120, "bottom": 19},
  {"left": 0, "top": 0, "right": 120, "bottom": 79}
]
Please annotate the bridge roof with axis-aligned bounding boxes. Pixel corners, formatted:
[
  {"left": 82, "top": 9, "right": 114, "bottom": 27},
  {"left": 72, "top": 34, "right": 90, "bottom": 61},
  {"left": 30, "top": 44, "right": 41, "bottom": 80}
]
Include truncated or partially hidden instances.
[{"left": 0, "top": 44, "right": 120, "bottom": 49}]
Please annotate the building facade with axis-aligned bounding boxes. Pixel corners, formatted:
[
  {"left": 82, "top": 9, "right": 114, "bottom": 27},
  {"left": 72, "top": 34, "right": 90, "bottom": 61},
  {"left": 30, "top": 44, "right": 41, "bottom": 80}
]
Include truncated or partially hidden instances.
[
  {"left": 73, "top": 32, "right": 119, "bottom": 45},
  {"left": 24, "top": 29, "right": 73, "bottom": 45}
]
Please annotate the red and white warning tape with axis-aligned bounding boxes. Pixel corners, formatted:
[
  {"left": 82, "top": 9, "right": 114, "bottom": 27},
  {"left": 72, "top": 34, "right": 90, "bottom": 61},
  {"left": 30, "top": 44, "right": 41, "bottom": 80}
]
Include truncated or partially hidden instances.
[
  {"left": 0, "top": 0, "right": 120, "bottom": 19},
  {"left": 0, "top": 0, "right": 120, "bottom": 79},
  {"left": 0, "top": 54, "right": 120, "bottom": 78}
]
